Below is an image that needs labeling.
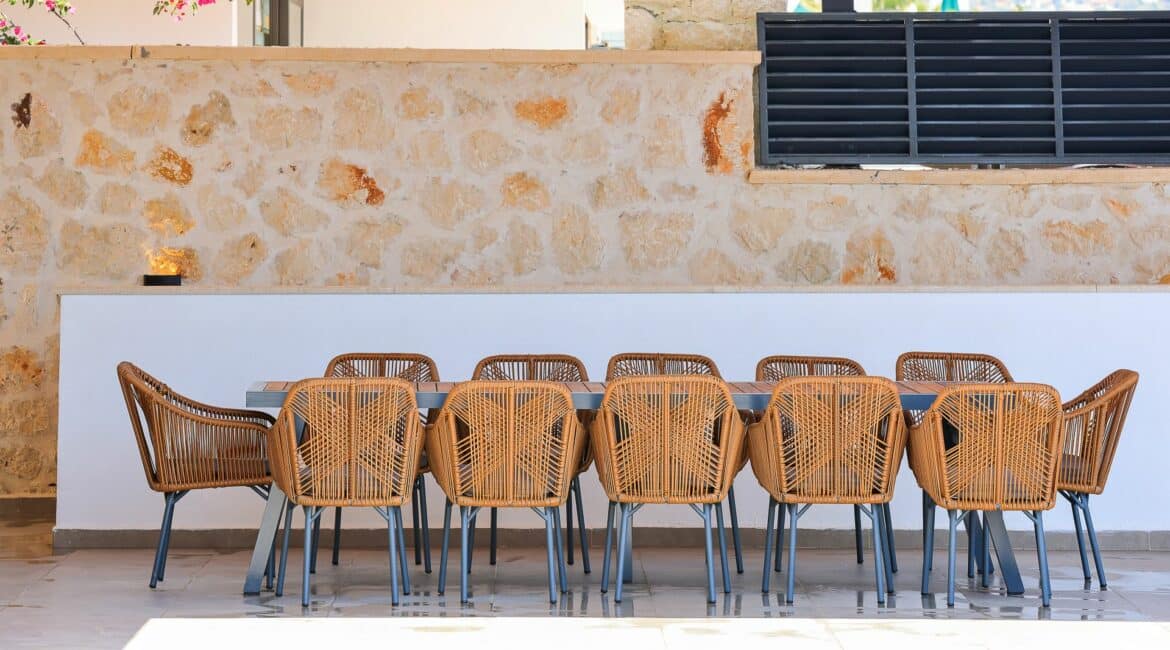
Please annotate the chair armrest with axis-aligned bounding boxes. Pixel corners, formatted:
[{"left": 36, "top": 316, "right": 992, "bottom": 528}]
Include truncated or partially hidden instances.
[{"left": 589, "top": 410, "right": 619, "bottom": 501}]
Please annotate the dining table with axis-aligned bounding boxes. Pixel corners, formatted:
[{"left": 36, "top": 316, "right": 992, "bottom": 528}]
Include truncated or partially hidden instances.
[{"left": 241, "top": 380, "right": 1023, "bottom": 597}]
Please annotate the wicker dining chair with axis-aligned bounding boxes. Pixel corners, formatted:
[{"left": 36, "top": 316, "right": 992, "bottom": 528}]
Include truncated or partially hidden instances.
[
  {"left": 909, "top": 383, "right": 1063, "bottom": 607},
  {"left": 427, "top": 381, "right": 584, "bottom": 604},
  {"left": 754, "top": 356, "right": 891, "bottom": 578},
  {"left": 748, "top": 376, "right": 906, "bottom": 605},
  {"left": 603, "top": 352, "right": 743, "bottom": 574},
  {"left": 117, "top": 362, "right": 275, "bottom": 589},
  {"left": 268, "top": 378, "right": 425, "bottom": 607},
  {"left": 592, "top": 375, "right": 745, "bottom": 603},
  {"left": 897, "top": 350, "right": 1014, "bottom": 581},
  {"left": 1057, "top": 369, "right": 1138, "bottom": 589},
  {"left": 321, "top": 353, "right": 438, "bottom": 574},
  {"left": 471, "top": 354, "right": 593, "bottom": 575}
]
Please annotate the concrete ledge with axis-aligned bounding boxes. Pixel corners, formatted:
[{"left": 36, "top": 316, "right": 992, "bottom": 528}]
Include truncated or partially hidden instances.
[
  {"left": 748, "top": 166, "right": 1170, "bottom": 186},
  {"left": 53, "top": 527, "right": 1170, "bottom": 553}
]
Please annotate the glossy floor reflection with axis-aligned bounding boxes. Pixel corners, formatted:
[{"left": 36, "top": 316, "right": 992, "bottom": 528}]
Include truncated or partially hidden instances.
[{"left": 1, "top": 542, "right": 1169, "bottom": 648}]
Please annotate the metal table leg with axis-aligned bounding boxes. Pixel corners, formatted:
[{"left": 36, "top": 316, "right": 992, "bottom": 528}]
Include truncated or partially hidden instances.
[
  {"left": 244, "top": 485, "right": 288, "bottom": 595},
  {"left": 982, "top": 510, "right": 1024, "bottom": 595}
]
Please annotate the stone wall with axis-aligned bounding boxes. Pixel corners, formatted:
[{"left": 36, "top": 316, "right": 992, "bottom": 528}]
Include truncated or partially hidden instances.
[
  {"left": 625, "top": 1, "right": 774, "bottom": 50},
  {"left": 1, "top": 49, "right": 1169, "bottom": 494}
]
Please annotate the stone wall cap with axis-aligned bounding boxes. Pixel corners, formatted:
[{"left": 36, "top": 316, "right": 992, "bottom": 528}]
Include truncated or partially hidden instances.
[
  {"left": 0, "top": 45, "right": 761, "bottom": 65},
  {"left": 54, "top": 284, "right": 1170, "bottom": 297}
]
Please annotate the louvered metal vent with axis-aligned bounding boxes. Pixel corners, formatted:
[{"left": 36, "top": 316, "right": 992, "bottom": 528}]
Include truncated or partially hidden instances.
[{"left": 757, "top": 11, "right": 1170, "bottom": 165}]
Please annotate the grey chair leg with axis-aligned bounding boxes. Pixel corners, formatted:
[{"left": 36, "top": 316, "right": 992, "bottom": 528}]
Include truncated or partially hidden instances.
[
  {"left": 467, "top": 511, "right": 477, "bottom": 574},
  {"left": 965, "top": 512, "right": 975, "bottom": 579},
  {"left": 785, "top": 503, "right": 799, "bottom": 605},
  {"left": 302, "top": 506, "right": 316, "bottom": 608},
  {"left": 543, "top": 507, "right": 559, "bottom": 604},
  {"left": 566, "top": 483, "right": 575, "bottom": 566},
  {"left": 276, "top": 501, "right": 294, "bottom": 597},
  {"left": 417, "top": 478, "right": 432, "bottom": 574},
  {"left": 701, "top": 503, "right": 717, "bottom": 604},
  {"left": 1081, "top": 494, "right": 1108, "bottom": 589},
  {"left": 981, "top": 512, "right": 992, "bottom": 589},
  {"left": 762, "top": 497, "right": 777, "bottom": 593},
  {"left": 1033, "top": 509, "right": 1052, "bottom": 607},
  {"left": 871, "top": 505, "right": 887, "bottom": 606},
  {"left": 412, "top": 480, "right": 423, "bottom": 567},
  {"left": 551, "top": 506, "right": 568, "bottom": 594},
  {"left": 572, "top": 477, "right": 591, "bottom": 574},
  {"left": 774, "top": 501, "right": 785, "bottom": 573},
  {"left": 438, "top": 499, "right": 452, "bottom": 596},
  {"left": 387, "top": 507, "right": 401, "bottom": 607},
  {"left": 921, "top": 499, "right": 935, "bottom": 595},
  {"left": 728, "top": 486, "right": 744, "bottom": 574},
  {"left": 394, "top": 507, "right": 411, "bottom": 595},
  {"left": 1069, "top": 495, "right": 1092, "bottom": 582},
  {"left": 489, "top": 505, "right": 498, "bottom": 565},
  {"left": 460, "top": 506, "right": 472, "bottom": 603},
  {"left": 600, "top": 501, "right": 616, "bottom": 593},
  {"left": 156, "top": 491, "right": 185, "bottom": 583},
  {"left": 883, "top": 503, "right": 898, "bottom": 574},
  {"left": 877, "top": 503, "right": 894, "bottom": 594},
  {"left": 614, "top": 504, "right": 631, "bottom": 603},
  {"left": 946, "top": 510, "right": 961, "bottom": 607},
  {"left": 853, "top": 505, "right": 864, "bottom": 564},
  {"left": 310, "top": 513, "right": 321, "bottom": 575},
  {"left": 714, "top": 503, "right": 731, "bottom": 594},
  {"left": 149, "top": 492, "right": 179, "bottom": 588}
]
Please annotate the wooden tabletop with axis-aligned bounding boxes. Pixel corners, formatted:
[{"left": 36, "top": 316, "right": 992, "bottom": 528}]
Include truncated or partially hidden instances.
[{"left": 246, "top": 380, "right": 944, "bottom": 411}]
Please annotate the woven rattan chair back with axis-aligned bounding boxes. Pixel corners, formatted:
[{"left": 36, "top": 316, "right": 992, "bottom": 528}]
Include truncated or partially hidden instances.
[
  {"left": 909, "top": 383, "right": 1063, "bottom": 511},
  {"left": 756, "top": 356, "right": 866, "bottom": 381},
  {"left": 748, "top": 377, "right": 905, "bottom": 504},
  {"left": 472, "top": 354, "right": 588, "bottom": 382},
  {"left": 895, "top": 351, "right": 1013, "bottom": 383},
  {"left": 117, "top": 362, "right": 271, "bottom": 492},
  {"left": 427, "top": 381, "right": 582, "bottom": 508},
  {"left": 269, "top": 378, "right": 424, "bottom": 508},
  {"left": 592, "top": 375, "right": 743, "bottom": 504},
  {"left": 606, "top": 352, "right": 721, "bottom": 380},
  {"left": 324, "top": 353, "right": 439, "bottom": 382},
  {"left": 1059, "top": 369, "right": 1138, "bottom": 495}
]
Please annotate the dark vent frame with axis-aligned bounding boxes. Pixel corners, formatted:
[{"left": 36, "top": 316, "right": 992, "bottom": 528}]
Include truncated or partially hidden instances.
[{"left": 757, "top": 11, "right": 1170, "bottom": 166}]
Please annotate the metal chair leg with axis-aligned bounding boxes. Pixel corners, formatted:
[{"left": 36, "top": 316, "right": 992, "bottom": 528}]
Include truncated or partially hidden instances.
[
  {"left": 728, "top": 486, "right": 744, "bottom": 575},
  {"left": 981, "top": 511, "right": 991, "bottom": 589},
  {"left": 301, "top": 506, "right": 316, "bottom": 608},
  {"left": 1081, "top": 494, "right": 1108, "bottom": 589},
  {"left": 946, "top": 510, "right": 960, "bottom": 607},
  {"left": 702, "top": 504, "right": 717, "bottom": 604},
  {"left": 774, "top": 501, "right": 785, "bottom": 573},
  {"left": 785, "top": 503, "right": 799, "bottom": 605},
  {"left": 438, "top": 499, "right": 452, "bottom": 596},
  {"left": 877, "top": 503, "right": 894, "bottom": 594},
  {"left": 921, "top": 499, "right": 935, "bottom": 595},
  {"left": 871, "top": 506, "right": 887, "bottom": 606},
  {"left": 551, "top": 506, "right": 568, "bottom": 594},
  {"left": 418, "top": 478, "right": 432, "bottom": 574},
  {"left": 411, "top": 480, "right": 422, "bottom": 567},
  {"left": 1033, "top": 509, "right": 1052, "bottom": 607},
  {"left": 883, "top": 503, "right": 898, "bottom": 574},
  {"left": 1069, "top": 495, "right": 1091, "bottom": 582},
  {"left": 614, "top": 504, "right": 630, "bottom": 603},
  {"left": 394, "top": 507, "right": 411, "bottom": 595},
  {"left": 387, "top": 507, "right": 401, "bottom": 607},
  {"left": 965, "top": 512, "right": 975, "bottom": 579},
  {"left": 714, "top": 502, "right": 731, "bottom": 594},
  {"left": 543, "top": 507, "right": 559, "bottom": 604},
  {"left": 460, "top": 506, "right": 471, "bottom": 603},
  {"left": 276, "top": 500, "right": 294, "bottom": 597},
  {"left": 489, "top": 505, "right": 498, "bottom": 565},
  {"left": 310, "top": 513, "right": 321, "bottom": 575},
  {"left": 572, "top": 476, "right": 591, "bottom": 574},
  {"left": 149, "top": 492, "right": 178, "bottom": 588},
  {"left": 853, "top": 504, "right": 864, "bottom": 564},
  {"left": 329, "top": 507, "right": 342, "bottom": 567},
  {"left": 467, "top": 511, "right": 477, "bottom": 574},
  {"left": 600, "top": 501, "right": 616, "bottom": 594},
  {"left": 566, "top": 483, "right": 575, "bottom": 566},
  {"left": 762, "top": 497, "right": 776, "bottom": 593},
  {"left": 156, "top": 492, "right": 182, "bottom": 583}
]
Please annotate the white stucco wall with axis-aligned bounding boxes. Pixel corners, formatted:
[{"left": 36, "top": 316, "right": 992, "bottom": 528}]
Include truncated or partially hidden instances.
[{"left": 4, "top": 0, "right": 238, "bottom": 45}]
